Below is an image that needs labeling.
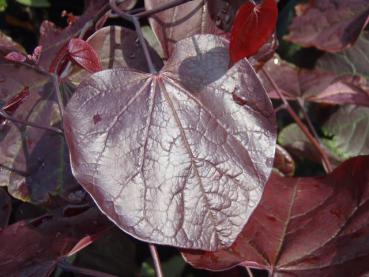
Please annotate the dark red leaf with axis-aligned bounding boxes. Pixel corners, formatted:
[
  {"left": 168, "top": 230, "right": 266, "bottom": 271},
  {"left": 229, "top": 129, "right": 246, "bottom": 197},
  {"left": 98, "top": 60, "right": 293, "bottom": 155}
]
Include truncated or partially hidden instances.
[
  {"left": 262, "top": 55, "right": 369, "bottom": 107},
  {"left": 230, "top": 0, "right": 278, "bottom": 64},
  {"left": 183, "top": 156, "right": 369, "bottom": 276},
  {"left": 67, "top": 38, "right": 102, "bottom": 73},
  {"left": 1, "top": 86, "right": 29, "bottom": 114},
  {"left": 145, "top": 0, "right": 222, "bottom": 58},
  {"left": 286, "top": 0, "right": 369, "bottom": 52},
  {"left": 63, "top": 34, "right": 276, "bottom": 250},
  {"left": 0, "top": 188, "right": 11, "bottom": 229},
  {"left": 0, "top": 208, "right": 111, "bottom": 276},
  {"left": 0, "top": 61, "right": 81, "bottom": 206},
  {"left": 4, "top": 51, "right": 27, "bottom": 62}
]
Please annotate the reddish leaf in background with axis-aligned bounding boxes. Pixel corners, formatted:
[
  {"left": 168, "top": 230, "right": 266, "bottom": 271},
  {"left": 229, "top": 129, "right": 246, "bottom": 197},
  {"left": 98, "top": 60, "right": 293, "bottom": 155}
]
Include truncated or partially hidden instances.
[
  {"left": 0, "top": 208, "right": 111, "bottom": 276},
  {"left": 4, "top": 51, "right": 27, "bottom": 62},
  {"left": 63, "top": 35, "right": 276, "bottom": 250},
  {"left": 67, "top": 38, "right": 102, "bottom": 73},
  {"left": 183, "top": 156, "right": 369, "bottom": 276},
  {"left": 230, "top": 0, "right": 278, "bottom": 65}
]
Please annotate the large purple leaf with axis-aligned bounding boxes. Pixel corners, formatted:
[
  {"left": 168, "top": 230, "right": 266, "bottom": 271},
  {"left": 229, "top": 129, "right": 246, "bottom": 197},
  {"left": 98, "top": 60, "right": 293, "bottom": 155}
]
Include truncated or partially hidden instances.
[
  {"left": 183, "top": 156, "right": 369, "bottom": 276},
  {"left": 0, "top": 208, "right": 111, "bottom": 277},
  {"left": 144, "top": 0, "right": 221, "bottom": 59},
  {"left": 69, "top": 26, "right": 163, "bottom": 85},
  {"left": 63, "top": 35, "right": 276, "bottom": 250},
  {"left": 262, "top": 55, "right": 369, "bottom": 107},
  {"left": 0, "top": 61, "right": 82, "bottom": 206},
  {"left": 285, "top": 0, "right": 369, "bottom": 52},
  {"left": 38, "top": 0, "right": 108, "bottom": 70}
]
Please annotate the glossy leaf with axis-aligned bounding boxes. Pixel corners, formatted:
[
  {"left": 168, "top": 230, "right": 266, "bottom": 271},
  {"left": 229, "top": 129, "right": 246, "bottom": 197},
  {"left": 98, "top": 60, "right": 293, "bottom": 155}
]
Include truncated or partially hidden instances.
[
  {"left": 64, "top": 35, "right": 276, "bottom": 250},
  {"left": 230, "top": 0, "right": 278, "bottom": 64},
  {"left": 38, "top": 0, "right": 108, "bottom": 70},
  {"left": 183, "top": 156, "right": 369, "bottom": 276},
  {"left": 263, "top": 55, "right": 369, "bottom": 107},
  {"left": 69, "top": 26, "right": 163, "bottom": 85},
  {"left": 286, "top": 0, "right": 369, "bottom": 52},
  {"left": 0, "top": 188, "right": 11, "bottom": 229},
  {"left": 0, "top": 61, "right": 81, "bottom": 206},
  {"left": 0, "top": 208, "right": 111, "bottom": 276},
  {"left": 317, "top": 31, "right": 369, "bottom": 82},
  {"left": 145, "top": 0, "right": 221, "bottom": 59},
  {"left": 67, "top": 38, "right": 102, "bottom": 73},
  {"left": 322, "top": 105, "right": 369, "bottom": 161}
]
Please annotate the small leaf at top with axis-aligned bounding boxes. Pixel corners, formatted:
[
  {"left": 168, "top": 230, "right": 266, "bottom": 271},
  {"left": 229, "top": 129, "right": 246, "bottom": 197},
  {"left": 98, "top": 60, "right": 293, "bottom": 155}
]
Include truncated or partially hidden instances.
[
  {"left": 67, "top": 38, "right": 102, "bottom": 73},
  {"left": 63, "top": 34, "right": 276, "bottom": 250},
  {"left": 183, "top": 155, "right": 369, "bottom": 276},
  {"left": 230, "top": 0, "right": 278, "bottom": 65}
]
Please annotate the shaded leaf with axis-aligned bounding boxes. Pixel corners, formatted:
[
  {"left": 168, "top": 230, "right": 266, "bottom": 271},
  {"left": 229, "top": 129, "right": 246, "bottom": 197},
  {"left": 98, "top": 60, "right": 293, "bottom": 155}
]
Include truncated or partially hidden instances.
[
  {"left": 69, "top": 26, "right": 163, "bottom": 85},
  {"left": 317, "top": 31, "right": 369, "bottom": 82},
  {"left": 67, "top": 38, "right": 102, "bottom": 73},
  {"left": 0, "top": 61, "right": 81, "bottom": 206},
  {"left": 0, "top": 188, "right": 11, "bottom": 229},
  {"left": 273, "top": 144, "right": 295, "bottom": 177},
  {"left": 263, "top": 55, "right": 369, "bottom": 107},
  {"left": 285, "top": 0, "right": 369, "bottom": 52},
  {"left": 64, "top": 35, "right": 276, "bottom": 250},
  {"left": 230, "top": 0, "right": 278, "bottom": 64},
  {"left": 0, "top": 208, "right": 111, "bottom": 277},
  {"left": 16, "top": 0, "right": 50, "bottom": 8},
  {"left": 183, "top": 156, "right": 369, "bottom": 276},
  {"left": 38, "top": 0, "right": 108, "bottom": 70},
  {"left": 323, "top": 105, "right": 369, "bottom": 161},
  {"left": 207, "top": 0, "right": 246, "bottom": 32},
  {"left": 144, "top": 0, "right": 221, "bottom": 59}
]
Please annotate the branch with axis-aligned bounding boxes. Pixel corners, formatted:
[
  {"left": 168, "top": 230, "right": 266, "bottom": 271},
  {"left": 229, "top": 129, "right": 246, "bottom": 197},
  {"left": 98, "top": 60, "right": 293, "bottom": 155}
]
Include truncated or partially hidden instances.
[
  {"left": 149, "top": 244, "right": 164, "bottom": 277},
  {"left": 262, "top": 69, "right": 333, "bottom": 173}
]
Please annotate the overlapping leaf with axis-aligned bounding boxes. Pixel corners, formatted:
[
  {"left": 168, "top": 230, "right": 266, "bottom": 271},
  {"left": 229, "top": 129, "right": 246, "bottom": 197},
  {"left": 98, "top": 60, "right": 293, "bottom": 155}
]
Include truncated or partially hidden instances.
[
  {"left": 0, "top": 208, "right": 111, "bottom": 276},
  {"left": 286, "top": 0, "right": 369, "bottom": 52},
  {"left": 144, "top": 0, "right": 221, "bottom": 59},
  {"left": 67, "top": 38, "right": 102, "bottom": 73},
  {"left": 0, "top": 31, "right": 25, "bottom": 56},
  {"left": 64, "top": 35, "right": 276, "bottom": 250},
  {"left": 183, "top": 156, "right": 369, "bottom": 276},
  {"left": 273, "top": 145, "right": 295, "bottom": 177},
  {"left": 262, "top": 55, "right": 369, "bottom": 107},
  {"left": 69, "top": 26, "right": 163, "bottom": 85},
  {"left": 38, "top": 0, "right": 108, "bottom": 70},
  {"left": 0, "top": 61, "right": 81, "bottom": 206}
]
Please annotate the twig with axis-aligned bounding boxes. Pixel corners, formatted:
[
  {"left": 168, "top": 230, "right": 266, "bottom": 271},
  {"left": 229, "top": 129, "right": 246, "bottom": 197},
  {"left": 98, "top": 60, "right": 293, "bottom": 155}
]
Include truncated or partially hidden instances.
[
  {"left": 110, "top": 0, "right": 157, "bottom": 74},
  {"left": 262, "top": 69, "right": 333, "bottom": 173},
  {"left": 58, "top": 261, "right": 118, "bottom": 277},
  {"left": 296, "top": 98, "right": 320, "bottom": 141},
  {"left": 246, "top": 267, "right": 255, "bottom": 277},
  {"left": 133, "top": 0, "right": 194, "bottom": 18},
  {"left": 0, "top": 110, "right": 63, "bottom": 135},
  {"left": 149, "top": 244, "right": 164, "bottom": 277}
]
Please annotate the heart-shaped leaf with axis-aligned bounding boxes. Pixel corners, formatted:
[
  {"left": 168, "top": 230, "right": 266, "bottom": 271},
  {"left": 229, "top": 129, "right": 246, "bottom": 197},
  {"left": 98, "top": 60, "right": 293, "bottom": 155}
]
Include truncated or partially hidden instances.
[
  {"left": 64, "top": 35, "right": 276, "bottom": 250},
  {"left": 230, "top": 0, "right": 278, "bottom": 64},
  {"left": 286, "top": 0, "right": 369, "bottom": 52},
  {"left": 67, "top": 38, "right": 102, "bottom": 73},
  {"left": 183, "top": 155, "right": 369, "bottom": 276}
]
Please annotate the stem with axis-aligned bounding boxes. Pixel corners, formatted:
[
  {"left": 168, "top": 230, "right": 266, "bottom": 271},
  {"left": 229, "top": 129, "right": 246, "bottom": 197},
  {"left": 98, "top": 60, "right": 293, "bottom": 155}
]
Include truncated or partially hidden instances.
[
  {"left": 109, "top": 0, "right": 157, "bottom": 74},
  {"left": 149, "top": 244, "right": 164, "bottom": 277},
  {"left": 296, "top": 98, "right": 320, "bottom": 142},
  {"left": 52, "top": 74, "right": 65, "bottom": 118},
  {"left": 58, "top": 262, "right": 118, "bottom": 277},
  {"left": 246, "top": 267, "right": 255, "bottom": 277},
  {"left": 0, "top": 110, "right": 63, "bottom": 135},
  {"left": 133, "top": 0, "right": 194, "bottom": 18},
  {"left": 262, "top": 69, "right": 333, "bottom": 173}
]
